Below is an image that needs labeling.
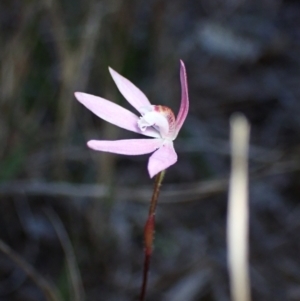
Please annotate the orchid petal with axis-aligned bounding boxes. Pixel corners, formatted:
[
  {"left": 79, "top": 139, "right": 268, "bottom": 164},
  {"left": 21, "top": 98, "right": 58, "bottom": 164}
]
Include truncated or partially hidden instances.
[
  {"left": 138, "top": 111, "right": 169, "bottom": 138},
  {"left": 87, "top": 139, "right": 162, "bottom": 155},
  {"left": 175, "top": 60, "right": 189, "bottom": 137},
  {"left": 148, "top": 142, "right": 177, "bottom": 178},
  {"left": 109, "top": 67, "right": 151, "bottom": 113},
  {"left": 75, "top": 92, "right": 159, "bottom": 138}
]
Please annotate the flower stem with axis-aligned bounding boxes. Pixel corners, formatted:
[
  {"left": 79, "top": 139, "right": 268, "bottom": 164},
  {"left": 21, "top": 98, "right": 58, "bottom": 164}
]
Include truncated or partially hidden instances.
[{"left": 139, "top": 170, "right": 165, "bottom": 301}]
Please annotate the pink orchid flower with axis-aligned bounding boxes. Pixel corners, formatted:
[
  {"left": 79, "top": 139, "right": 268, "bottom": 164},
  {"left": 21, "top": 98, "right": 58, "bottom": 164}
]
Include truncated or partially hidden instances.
[{"left": 75, "top": 60, "right": 189, "bottom": 178}]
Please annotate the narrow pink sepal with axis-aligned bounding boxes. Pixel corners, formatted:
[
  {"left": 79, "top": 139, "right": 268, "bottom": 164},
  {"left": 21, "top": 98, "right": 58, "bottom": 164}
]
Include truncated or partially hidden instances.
[
  {"left": 175, "top": 60, "right": 189, "bottom": 137},
  {"left": 109, "top": 67, "right": 151, "bottom": 113},
  {"left": 87, "top": 139, "right": 162, "bottom": 155},
  {"left": 148, "top": 142, "right": 177, "bottom": 178},
  {"left": 74, "top": 92, "right": 159, "bottom": 138}
]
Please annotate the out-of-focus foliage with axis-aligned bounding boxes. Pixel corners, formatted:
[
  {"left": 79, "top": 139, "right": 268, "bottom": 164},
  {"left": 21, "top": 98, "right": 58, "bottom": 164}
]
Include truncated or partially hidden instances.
[{"left": 1, "top": 0, "right": 300, "bottom": 300}]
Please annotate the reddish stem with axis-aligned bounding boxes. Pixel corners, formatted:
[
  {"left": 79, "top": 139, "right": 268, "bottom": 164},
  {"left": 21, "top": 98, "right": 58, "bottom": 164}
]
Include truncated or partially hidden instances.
[
  {"left": 140, "top": 252, "right": 151, "bottom": 301},
  {"left": 139, "top": 171, "right": 165, "bottom": 301}
]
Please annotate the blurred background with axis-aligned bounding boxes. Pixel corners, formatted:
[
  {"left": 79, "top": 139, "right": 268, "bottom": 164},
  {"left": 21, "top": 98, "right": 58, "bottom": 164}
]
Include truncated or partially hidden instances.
[{"left": 1, "top": 0, "right": 300, "bottom": 300}]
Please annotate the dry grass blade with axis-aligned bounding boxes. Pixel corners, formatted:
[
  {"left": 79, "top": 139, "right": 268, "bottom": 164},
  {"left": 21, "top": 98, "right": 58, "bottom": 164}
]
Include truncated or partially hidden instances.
[
  {"left": 45, "top": 208, "right": 85, "bottom": 301},
  {"left": 0, "top": 179, "right": 226, "bottom": 203},
  {"left": 0, "top": 239, "right": 62, "bottom": 301},
  {"left": 227, "top": 113, "right": 251, "bottom": 301},
  {"left": 42, "top": 0, "right": 109, "bottom": 179}
]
